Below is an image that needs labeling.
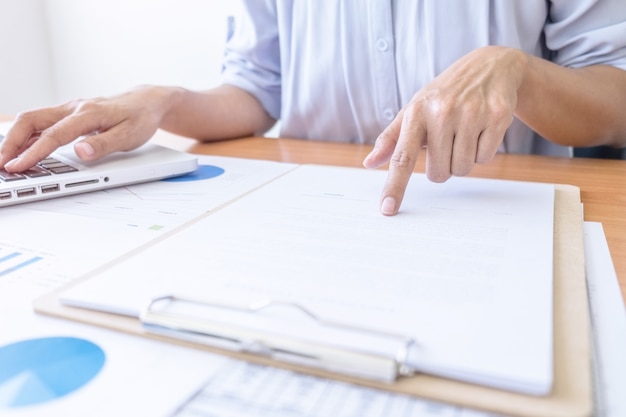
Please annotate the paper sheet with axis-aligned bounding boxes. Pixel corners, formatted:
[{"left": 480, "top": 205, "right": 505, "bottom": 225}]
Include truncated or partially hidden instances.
[
  {"left": 0, "top": 155, "right": 296, "bottom": 291},
  {"left": 171, "top": 359, "right": 491, "bottom": 417},
  {"left": 0, "top": 289, "right": 227, "bottom": 417},
  {"left": 583, "top": 222, "right": 626, "bottom": 417},
  {"left": 3, "top": 154, "right": 297, "bottom": 232},
  {"left": 59, "top": 164, "right": 556, "bottom": 395}
]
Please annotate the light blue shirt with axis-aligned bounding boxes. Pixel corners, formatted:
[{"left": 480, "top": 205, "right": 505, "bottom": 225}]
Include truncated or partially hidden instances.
[{"left": 222, "top": 0, "right": 626, "bottom": 156}]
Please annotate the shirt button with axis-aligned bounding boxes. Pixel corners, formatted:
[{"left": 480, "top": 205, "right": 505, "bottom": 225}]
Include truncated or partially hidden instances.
[
  {"left": 376, "top": 38, "right": 389, "bottom": 52},
  {"left": 383, "top": 109, "right": 395, "bottom": 120}
]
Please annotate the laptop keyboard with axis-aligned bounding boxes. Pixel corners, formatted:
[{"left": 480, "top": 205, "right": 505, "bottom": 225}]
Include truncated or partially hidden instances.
[
  {"left": 0, "top": 157, "right": 79, "bottom": 182},
  {"left": 0, "top": 134, "right": 79, "bottom": 184}
]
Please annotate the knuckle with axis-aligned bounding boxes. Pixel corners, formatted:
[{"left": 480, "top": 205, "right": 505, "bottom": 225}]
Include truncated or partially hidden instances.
[
  {"left": 39, "top": 127, "right": 67, "bottom": 148},
  {"left": 427, "top": 97, "right": 455, "bottom": 121},
  {"left": 375, "top": 129, "right": 396, "bottom": 146},
  {"left": 489, "top": 102, "right": 512, "bottom": 122},
  {"left": 390, "top": 149, "right": 415, "bottom": 170},
  {"left": 63, "top": 98, "right": 82, "bottom": 109},
  {"left": 70, "top": 96, "right": 108, "bottom": 115},
  {"left": 73, "top": 99, "right": 102, "bottom": 114},
  {"left": 487, "top": 97, "right": 514, "bottom": 124},
  {"left": 402, "top": 99, "right": 427, "bottom": 124},
  {"left": 406, "top": 96, "right": 425, "bottom": 113},
  {"left": 58, "top": 99, "right": 85, "bottom": 116},
  {"left": 14, "top": 109, "right": 39, "bottom": 124}
]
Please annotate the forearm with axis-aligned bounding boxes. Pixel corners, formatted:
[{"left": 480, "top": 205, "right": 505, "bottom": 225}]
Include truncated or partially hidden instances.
[
  {"left": 153, "top": 84, "right": 276, "bottom": 141},
  {"left": 516, "top": 56, "right": 626, "bottom": 148}
]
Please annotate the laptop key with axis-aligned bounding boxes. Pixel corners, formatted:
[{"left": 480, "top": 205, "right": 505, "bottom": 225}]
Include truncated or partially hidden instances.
[
  {"left": 0, "top": 170, "right": 27, "bottom": 182},
  {"left": 48, "top": 165, "right": 79, "bottom": 174},
  {"left": 39, "top": 161, "right": 70, "bottom": 169},
  {"left": 38, "top": 158, "right": 79, "bottom": 174},
  {"left": 24, "top": 166, "right": 53, "bottom": 178}
]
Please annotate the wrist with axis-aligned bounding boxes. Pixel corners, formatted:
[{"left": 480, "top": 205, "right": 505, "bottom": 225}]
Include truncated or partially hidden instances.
[{"left": 129, "top": 85, "right": 187, "bottom": 127}]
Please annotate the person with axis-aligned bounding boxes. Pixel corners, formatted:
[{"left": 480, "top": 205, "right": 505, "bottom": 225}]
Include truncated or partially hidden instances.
[{"left": 1, "top": 1, "right": 626, "bottom": 216}]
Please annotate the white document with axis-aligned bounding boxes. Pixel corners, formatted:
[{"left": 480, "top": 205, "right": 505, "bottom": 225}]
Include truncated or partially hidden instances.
[
  {"left": 172, "top": 358, "right": 488, "bottom": 417},
  {"left": 583, "top": 222, "right": 626, "bottom": 417},
  {"left": 9, "top": 154, "right": 298, "bottom": 232},
  {"left": 0, "top": 291, "right": 229, "bottom": 417},
  {"left": 0, "top": 155, "right": 297, "bottom": 291},
  {"left": 59, "top": 164, "right": 555, "bottom": 395}
]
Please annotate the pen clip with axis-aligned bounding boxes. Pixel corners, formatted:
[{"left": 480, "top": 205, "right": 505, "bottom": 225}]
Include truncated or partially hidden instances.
[{"left": 140, "top": 294, "right": 416, "bottom": 383}]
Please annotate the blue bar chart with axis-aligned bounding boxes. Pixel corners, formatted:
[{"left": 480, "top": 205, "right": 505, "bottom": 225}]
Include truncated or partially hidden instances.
[
  {"left": 0, "top": 250, "right": 43, "bottom": 278},
  {"left": 0, "top": 243, "right": 59, "bottom": 291}
]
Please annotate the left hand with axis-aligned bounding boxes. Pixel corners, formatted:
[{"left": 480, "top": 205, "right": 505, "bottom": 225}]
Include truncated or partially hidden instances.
[{"left": 363, "top": 46, "right": 527, "bottom": 215}]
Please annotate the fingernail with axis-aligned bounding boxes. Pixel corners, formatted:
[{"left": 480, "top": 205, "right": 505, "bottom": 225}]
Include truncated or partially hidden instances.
[
  {"left": 381, "top": 196, "right": 396, "bottom": 216},
  {"left": 76, "top": 142, "right": 95, "bottom": 158},
  {"left": 4, "top": 157, "right": 20, "bottom": 170},
  {"left": 363, "top": 148, "right": 378, "bottom": 167}
]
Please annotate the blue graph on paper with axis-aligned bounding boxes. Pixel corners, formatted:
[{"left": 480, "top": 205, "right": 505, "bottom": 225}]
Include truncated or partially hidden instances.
[
  {"left": 0, "top": 250, "right": 43, "bottom": 278},
  {"left": 0, "top": 337, "right": 106, "bottom": 408},
  {"left": 161, "top": 164, "right": 225, "bottom": 182},
  {"left": 0, "top": 243, "right": 67, "bottom": 291}
]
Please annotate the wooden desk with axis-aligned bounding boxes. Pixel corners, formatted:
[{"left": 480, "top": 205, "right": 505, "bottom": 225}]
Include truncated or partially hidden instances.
[{"left": 153, "top": 131, "right": 626, "bottom": 303}]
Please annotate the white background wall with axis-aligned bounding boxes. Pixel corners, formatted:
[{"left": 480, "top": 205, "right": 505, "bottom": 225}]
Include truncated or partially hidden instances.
[
  {"left": 0, "top": 0, "right": 233, "bottom": 115},
  {"left": 0, "top": 0, "right": 55, "bottom": 114}
]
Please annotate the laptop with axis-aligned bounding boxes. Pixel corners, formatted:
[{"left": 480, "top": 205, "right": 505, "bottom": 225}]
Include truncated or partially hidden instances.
[{"left": 0, "top": 132, "right": 198, "bottom": 208}]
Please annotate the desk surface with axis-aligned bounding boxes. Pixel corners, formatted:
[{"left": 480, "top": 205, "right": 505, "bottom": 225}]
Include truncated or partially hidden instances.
[{"left": 152, "top": 131, "right": 626, "bottom": 303}]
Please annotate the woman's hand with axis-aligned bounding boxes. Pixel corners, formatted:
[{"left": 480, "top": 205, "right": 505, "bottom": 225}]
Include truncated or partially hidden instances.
[
  {"left": 0, "top": 85, "right": 174, "bottom": 172},
  {"left": 364, "top": 46, "right": 526, "bottom": 215}
]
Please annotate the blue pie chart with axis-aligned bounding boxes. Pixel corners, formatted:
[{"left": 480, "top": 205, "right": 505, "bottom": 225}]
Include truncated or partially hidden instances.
[
  {"left": 0, "top": 336, "right": 106, "bottom": 408},
  {"left": 162, "top": 164, "right": 225, "bottom": 182}
]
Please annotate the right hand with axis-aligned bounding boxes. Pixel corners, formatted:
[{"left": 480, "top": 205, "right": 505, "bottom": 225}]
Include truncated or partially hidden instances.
[
  {"left": 0, "top": 86, "right": 171, "bottom": 172},
  {"left": 363, "top": 46, "right": 523, "bottom": 215}
]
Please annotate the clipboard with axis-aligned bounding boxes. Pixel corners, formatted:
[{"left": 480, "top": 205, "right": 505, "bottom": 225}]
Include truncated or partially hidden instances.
[
  {"left": 139, "top": 295, "right": 418, "bottom": 383},
  {"left": 33, "top": 184, "right": 592, "bottom": 417}
]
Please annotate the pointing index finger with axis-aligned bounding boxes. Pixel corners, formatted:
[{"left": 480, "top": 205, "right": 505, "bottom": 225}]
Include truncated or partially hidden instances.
[{"left": 379, "top": 113, "right": 425, "bottom": 216}]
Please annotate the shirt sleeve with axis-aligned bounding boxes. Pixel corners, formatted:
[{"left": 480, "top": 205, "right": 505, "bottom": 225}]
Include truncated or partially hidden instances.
[
  {"left": 545, "top": 0, "right": 626, "bottom": 70},
  {"left": 221, "top": 0, "right": 282, "bottom": 120}
]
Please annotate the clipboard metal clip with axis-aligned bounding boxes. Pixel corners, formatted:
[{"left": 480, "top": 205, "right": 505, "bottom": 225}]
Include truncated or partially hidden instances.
[{"left": 140, "top": 295, "right": 417, "bottom": 383}]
